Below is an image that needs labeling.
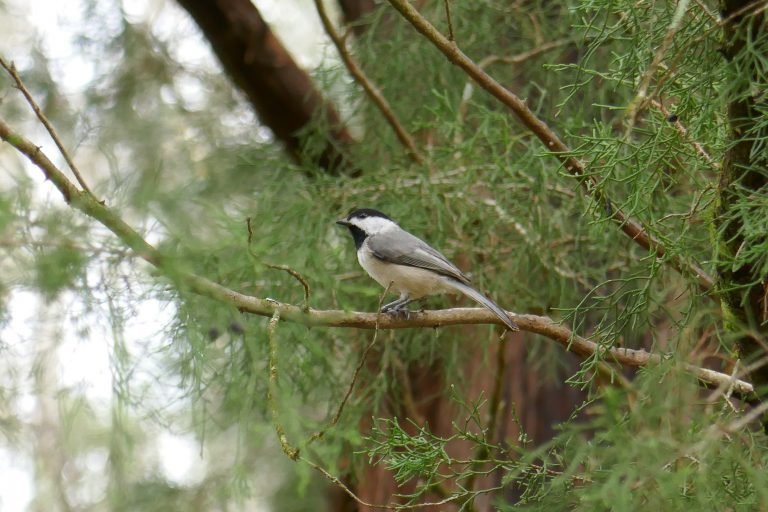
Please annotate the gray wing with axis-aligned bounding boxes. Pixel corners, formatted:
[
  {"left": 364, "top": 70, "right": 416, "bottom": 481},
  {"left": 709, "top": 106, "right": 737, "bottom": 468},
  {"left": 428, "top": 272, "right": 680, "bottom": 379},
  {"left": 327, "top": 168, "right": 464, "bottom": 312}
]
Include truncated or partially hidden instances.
[{"left": 367, "top": 230, "right": 471, "bottom": 284}]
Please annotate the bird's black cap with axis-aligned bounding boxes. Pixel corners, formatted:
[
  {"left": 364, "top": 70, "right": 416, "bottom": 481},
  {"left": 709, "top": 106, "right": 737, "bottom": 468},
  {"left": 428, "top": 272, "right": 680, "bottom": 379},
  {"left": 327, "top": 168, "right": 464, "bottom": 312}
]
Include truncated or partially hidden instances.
[{"left": 339, "top": 208, "right": 392, "bottom": 222}]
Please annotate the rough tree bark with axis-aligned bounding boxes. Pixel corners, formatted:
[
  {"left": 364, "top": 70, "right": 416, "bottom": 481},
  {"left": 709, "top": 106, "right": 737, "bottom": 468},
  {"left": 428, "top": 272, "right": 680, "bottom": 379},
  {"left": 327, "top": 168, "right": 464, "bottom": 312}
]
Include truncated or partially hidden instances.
[
  {"left": 716, "top": 0, "right": 768, "bottom": 400},
  {"left": 176, "top": 0, "right": 356, "bottom": 173}
]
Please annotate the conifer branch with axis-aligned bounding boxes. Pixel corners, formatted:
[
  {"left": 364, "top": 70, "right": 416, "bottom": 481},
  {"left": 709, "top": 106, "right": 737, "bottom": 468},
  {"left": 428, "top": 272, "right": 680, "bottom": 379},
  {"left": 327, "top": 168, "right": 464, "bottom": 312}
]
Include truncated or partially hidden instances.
[
  {"left": 384, "top": 0, "right": 717, "bottom": 294},
  {"left": 0, "top": 116, "right": 755, "bottom": 405},
  {"left": 0, "top": 57, "right": 96, "bottom": 197}
]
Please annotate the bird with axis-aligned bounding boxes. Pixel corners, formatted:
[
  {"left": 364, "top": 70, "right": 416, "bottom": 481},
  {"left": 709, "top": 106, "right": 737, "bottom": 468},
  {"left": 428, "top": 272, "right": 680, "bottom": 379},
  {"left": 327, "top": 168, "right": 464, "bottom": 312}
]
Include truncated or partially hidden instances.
[{"left": 336, "top": 208, "right": 518, "bottom": 331}]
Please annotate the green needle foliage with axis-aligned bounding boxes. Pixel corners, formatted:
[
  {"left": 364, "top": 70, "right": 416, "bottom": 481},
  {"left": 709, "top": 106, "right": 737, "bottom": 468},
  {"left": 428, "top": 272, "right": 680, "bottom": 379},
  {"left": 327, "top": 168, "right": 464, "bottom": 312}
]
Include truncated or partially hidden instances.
[{"left": 1, "top": 0, "right": 767, "bottom": 510}]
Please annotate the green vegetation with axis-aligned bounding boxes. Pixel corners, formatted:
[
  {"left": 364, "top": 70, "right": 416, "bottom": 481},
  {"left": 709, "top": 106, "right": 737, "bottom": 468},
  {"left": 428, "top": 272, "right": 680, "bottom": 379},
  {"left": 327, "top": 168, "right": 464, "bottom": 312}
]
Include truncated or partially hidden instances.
[{"left": 0, "top": 0, "right": 766, "bottom": 510}]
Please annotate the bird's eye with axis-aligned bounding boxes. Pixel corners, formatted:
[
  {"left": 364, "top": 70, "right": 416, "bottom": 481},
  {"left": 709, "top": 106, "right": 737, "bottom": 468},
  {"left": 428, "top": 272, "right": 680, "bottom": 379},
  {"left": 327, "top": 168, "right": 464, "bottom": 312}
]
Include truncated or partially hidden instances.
[{"left": 359, "top": 213, "right": 367, "bottom": 219}]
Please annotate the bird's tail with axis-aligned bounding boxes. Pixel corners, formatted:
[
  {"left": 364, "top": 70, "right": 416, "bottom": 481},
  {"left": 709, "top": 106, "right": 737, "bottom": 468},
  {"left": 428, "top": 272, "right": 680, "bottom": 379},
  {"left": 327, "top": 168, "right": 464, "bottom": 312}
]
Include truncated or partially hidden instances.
[{"left": 449, "top": 280, "right": 519, "bottom": 331}]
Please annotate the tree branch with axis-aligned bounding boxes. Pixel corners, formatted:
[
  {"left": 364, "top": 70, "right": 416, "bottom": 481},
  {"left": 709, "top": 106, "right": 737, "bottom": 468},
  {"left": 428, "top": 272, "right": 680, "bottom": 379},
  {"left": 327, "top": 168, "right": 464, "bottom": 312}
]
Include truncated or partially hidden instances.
[
  {"left": 384, "top": 0, "right": 716, "bottom": 294},
  {"left": 0, "top": 116, "right": 755, "bottom": 404},
  {"left": 0, "top": 57, "right": 95, "bottom": 197}
]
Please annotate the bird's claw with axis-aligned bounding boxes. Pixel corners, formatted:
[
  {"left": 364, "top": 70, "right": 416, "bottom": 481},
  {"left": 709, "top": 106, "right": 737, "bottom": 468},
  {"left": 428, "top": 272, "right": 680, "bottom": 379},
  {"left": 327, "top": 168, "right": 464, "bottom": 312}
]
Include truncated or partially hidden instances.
[
  {"left": 389, "top": 308, "right": 412, "bottom": 320},
  {"left": 381, "top": 304, "right": 411, "bottom": 319}
]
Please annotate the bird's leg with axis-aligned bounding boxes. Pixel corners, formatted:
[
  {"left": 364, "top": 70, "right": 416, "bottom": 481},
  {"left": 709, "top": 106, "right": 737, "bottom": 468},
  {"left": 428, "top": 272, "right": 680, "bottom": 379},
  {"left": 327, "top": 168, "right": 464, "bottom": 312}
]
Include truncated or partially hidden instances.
[
  {"left": 381, "top": 296, "right": 408, "bottom": 312},
  {"left": 381, "top": 295, "right": 414, "bottom": 316}
]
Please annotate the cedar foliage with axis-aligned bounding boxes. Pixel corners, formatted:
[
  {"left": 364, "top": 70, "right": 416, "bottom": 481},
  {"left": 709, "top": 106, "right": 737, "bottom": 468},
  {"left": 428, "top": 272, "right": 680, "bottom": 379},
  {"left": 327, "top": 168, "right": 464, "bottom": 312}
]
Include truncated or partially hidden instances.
[{"left": 0, "top": 0, "right": 766, "bottom": 510}]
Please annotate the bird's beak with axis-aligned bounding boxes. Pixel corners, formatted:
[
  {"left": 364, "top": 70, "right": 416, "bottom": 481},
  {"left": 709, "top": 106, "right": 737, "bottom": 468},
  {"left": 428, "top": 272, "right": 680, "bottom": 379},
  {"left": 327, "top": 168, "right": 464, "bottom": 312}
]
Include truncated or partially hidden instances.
[{"left": 336, "top": 218, "right": 351, "bottom": 227}]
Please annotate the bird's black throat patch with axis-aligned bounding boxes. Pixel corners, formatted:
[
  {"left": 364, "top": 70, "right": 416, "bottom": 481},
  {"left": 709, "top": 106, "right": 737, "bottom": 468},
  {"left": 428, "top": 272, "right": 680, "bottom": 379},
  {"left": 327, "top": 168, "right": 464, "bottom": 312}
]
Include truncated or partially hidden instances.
[{"left": 345, "top": 224, "right": 368, "bottom": 250}]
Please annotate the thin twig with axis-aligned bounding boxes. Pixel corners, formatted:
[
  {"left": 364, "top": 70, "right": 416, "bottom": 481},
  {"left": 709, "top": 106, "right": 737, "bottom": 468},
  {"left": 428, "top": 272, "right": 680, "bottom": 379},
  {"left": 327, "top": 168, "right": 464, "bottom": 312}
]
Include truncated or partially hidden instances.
[
  {"left": 313, "top": 0, "right": 425, "bottom": 165},
  {"left": 266, "top": 310, "right": 299, "bottom": 460},
  {"left": 0, "top": 116, "right": 756, "bottom": 404},
  {"left": 0, "top": 57, "right": 96, "bottom": 197},
  {"left": 443, "top": 0, "right": 455, "bottom": 41},
  {"left": 656, "top": 0, "right": 768, "bottom": 94},
  {"left": 692, "top": 0, "right": 720, "bottom": 23},
  {"left": 692, "top": 399, "right": 768, "bottom": 455},
  {"left": 722, "top": 399, "right": 768, "bottom": 434},
  {"left": 392, "top": 355, "right": 426, "bottom": 424},
  {"left": 624, "top": 0, "right": 691, "bottom": 130},
  {"left": 457, "top": 39, "right": 573, "bottom": 133},
  {"left": 706, "top": 355, "right": 768, "bottom": 405},
  {"left": 306, "top": 283, "right": 391, "bottom": 445},
  {"left": 476, "top": 39, "right": 573, "bottom": 68},
  {"left": 384, "top": 0, "right": 716, "bottom": 294},
  {"left": 247, "top": 217, "right": 311, "bottom": 311},
  {"left": 650, "top": 99, "right": 718, "bottom": 168},
  {"left": 300, "top": 455, "right": 467, "bottom": 510},
  {"left": 462, "top": 337, "right": 507, "bottom": 500},
  {"left": 264, "top": 263, "right": 309, "bottom": 311},
  {"left": 265, "top": 263, "right": 311, "bottom": 311}
]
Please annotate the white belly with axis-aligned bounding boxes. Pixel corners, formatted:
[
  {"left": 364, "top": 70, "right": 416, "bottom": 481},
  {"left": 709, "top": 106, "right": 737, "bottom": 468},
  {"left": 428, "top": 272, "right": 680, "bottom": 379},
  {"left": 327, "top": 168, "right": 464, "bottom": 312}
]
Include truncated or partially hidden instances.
[{"left": 358, "top": 248, "right": 453, "bottom": 299}]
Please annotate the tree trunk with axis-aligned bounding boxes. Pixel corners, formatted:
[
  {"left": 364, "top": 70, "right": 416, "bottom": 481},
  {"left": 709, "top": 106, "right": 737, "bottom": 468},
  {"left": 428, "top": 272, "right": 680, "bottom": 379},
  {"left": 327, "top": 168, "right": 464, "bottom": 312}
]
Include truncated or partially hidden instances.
[
  {"left": 716, "top": 0, "right": 768, "bottom": 400},
  {"left": 176, "top": 0, "right": 356, "bottom": 173}
]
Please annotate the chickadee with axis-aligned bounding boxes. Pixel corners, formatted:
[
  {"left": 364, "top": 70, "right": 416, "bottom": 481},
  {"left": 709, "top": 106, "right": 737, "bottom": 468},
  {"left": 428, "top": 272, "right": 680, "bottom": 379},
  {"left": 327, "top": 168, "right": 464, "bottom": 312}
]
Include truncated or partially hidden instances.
[{"left": 336, "top": 208, "right": 519, "bottom": 331}]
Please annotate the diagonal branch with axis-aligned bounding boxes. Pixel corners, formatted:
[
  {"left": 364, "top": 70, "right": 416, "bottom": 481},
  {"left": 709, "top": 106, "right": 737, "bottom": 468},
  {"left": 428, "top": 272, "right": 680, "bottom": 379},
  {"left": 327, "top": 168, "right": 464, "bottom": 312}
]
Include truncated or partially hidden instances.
[
  {"left": 0, "top": 57, "right": 95, "bottom": 197},
  {"left": 314, "top": 0, "right": 425, "bottom": 165},
  {"left": 0, "top": 116, "right": 754, "bottom": 403},
  {"left": 384, "top": 0, "right": 716, "bottom": 294}
]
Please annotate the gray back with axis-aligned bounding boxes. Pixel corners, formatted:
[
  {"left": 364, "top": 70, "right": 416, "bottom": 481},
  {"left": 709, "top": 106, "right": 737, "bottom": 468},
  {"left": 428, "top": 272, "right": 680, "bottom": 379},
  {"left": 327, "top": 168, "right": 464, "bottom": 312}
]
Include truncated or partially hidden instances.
[{"left": 367, "top": 229, "right": 471, "bottom": 284}]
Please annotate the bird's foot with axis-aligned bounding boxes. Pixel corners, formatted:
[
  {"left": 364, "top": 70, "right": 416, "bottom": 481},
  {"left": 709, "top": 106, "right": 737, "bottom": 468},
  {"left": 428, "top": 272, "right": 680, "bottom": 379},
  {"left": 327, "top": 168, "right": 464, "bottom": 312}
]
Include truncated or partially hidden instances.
[
  {"left": 381, "top": 299, "right": 413, "bottom": 319},
  {"left": 387, "top": 307, "right": 412, "bottom": 320}
]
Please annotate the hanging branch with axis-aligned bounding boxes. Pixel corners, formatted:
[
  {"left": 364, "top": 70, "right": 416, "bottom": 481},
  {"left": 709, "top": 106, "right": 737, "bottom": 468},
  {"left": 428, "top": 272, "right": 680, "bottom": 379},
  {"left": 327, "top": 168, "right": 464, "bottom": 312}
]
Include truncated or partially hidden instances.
[{"left": 384, "top": 0, "right": 716, "bottom": 294}]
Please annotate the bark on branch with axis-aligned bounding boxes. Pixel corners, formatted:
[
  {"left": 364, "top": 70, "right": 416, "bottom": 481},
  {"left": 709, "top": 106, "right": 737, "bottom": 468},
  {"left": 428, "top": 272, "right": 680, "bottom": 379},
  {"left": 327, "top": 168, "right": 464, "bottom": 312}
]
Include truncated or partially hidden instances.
[{"left": 0, "top": 116, "right": 755, "bottom": 404}]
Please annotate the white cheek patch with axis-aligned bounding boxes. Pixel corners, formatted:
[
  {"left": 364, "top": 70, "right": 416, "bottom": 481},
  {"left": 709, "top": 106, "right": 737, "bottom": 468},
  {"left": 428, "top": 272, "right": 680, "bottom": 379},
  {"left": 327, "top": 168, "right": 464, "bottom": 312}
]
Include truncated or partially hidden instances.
[{"left": 355, "top": 217, "right": 395, "bottom": 235}]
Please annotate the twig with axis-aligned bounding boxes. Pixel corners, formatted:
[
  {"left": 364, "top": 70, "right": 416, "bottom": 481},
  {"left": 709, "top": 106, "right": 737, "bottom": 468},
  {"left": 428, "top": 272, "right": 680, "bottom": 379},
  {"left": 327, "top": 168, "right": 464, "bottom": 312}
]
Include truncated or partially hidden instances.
[
  {"left": 300, "top": 455, "right": 467, "bottom": 510},
  {"left": 0, "top": 57, "right": 96, "bottom": 198},
  {"left": 0, "top": 116, "right": 756, "bottom": 405},
  {"left": 392, "top": 355, "right": 426, "bottom": 424},
  {"left": 306, "top": 283, "right": 391, "bottom": 445},
  {"left": 384, "top": 0, "right": 716, "bottom": 294},
  {"left": 266, "top": 310, "right": 299, "bottom": 460},
  {"left": 457, "top": 39, "right": 573, "bottom": 131},
  {"left": 476, "top": 39, "right": 573, "bottom": 68},
  {"left": 692, "top": 400, "right": 768, "bottom": 456},
  {"left": 721, "top": 399, "right": 768, "bottom": 434},
  {"left": 462, "top": 337, "right": 507, "bottom": 499},
  {"left": 650, "top": 99, "right": 718, "bottom": 168},
  {"left": 692, "top": 0, "right": 720, "bottom": 23},
  {"left": 624, "top": 0, "right": 691, "bottom": 130},
  {"left": 443, "top": 0, "right": 454, "bottom": 41},
  {"left": 706, "top": 355, "right": 768, "bottom": 405},
  {"left": 265, "top": 263, "right": 311, "bottom": 310},
  {"left": 313, "top": 0, "right": 425, "bottom": 165},
  {"left": 652, "top": 0, "right": 768, "bottom": 109},
  {"left": 247, "top": 217, "right": 311, "bottom": 311}
]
